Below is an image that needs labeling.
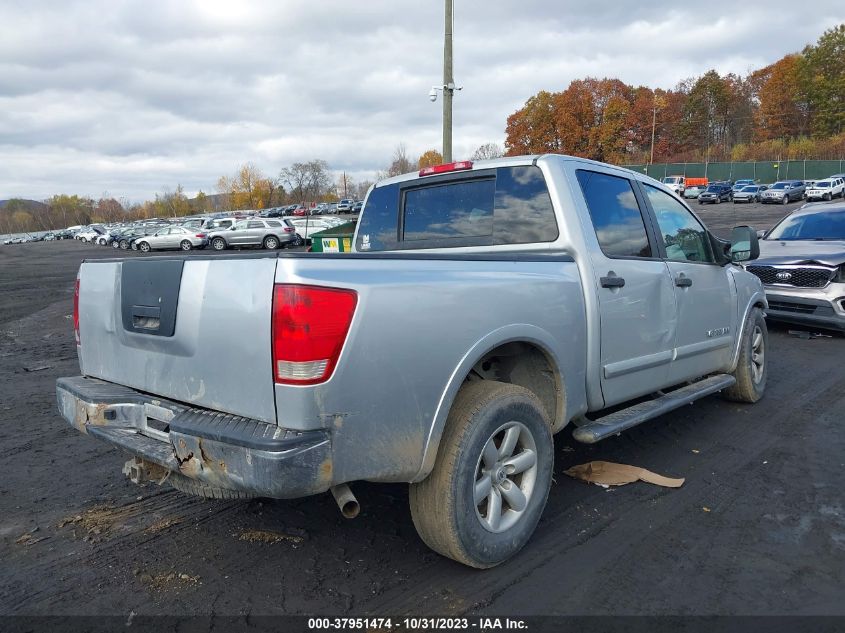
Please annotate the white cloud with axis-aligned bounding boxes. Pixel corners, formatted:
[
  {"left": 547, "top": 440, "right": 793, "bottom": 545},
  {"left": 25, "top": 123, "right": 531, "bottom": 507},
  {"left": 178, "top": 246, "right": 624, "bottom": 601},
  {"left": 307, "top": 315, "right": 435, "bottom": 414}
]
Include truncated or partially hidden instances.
[{"left": 0, "top": 0, "right": 842, "bottom": 200}]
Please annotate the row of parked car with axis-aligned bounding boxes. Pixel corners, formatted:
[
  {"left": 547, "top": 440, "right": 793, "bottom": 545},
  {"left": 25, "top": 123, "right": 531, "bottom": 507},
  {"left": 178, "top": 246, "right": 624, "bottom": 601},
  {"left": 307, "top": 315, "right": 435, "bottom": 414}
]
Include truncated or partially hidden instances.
[
  {"left": 259, "top": 198, "right": 363, "bottom": 217},
  {"left": 70, "top": 212, "right": 354, "bottom": 252},
  {"left": 675, "top": 175, "right": 845, "bottom": 205}
]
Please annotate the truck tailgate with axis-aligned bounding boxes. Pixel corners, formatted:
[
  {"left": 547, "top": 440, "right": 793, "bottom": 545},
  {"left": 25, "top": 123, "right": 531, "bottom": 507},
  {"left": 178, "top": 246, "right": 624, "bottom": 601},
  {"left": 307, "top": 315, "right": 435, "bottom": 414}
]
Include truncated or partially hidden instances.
[{"left": 77, "top": 256, "right": 278, "bottom": 423}]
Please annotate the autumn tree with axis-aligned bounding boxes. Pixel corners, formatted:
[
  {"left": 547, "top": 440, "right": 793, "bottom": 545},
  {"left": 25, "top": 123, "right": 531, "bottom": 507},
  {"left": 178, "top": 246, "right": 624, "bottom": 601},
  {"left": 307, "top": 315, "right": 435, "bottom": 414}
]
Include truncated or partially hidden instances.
[
  {"left": 505, "top": 90, "right": 561, "bottom": 155},
  {"left": 380, "top": 143, "right": 416, "bottom": 178},
  {"left": 217, "top": 163, "right": 276, "bottom": 210},
  {"left": 800, "top": 24, "right": 845, "bottom": 137},
  {"left": 471, "top": 143, "right": 503, "bottom": 160},
  {"left": 755, "top": 55, "right": 807, "bottom": 140},
  {"left": 418, "top": 149, "right": 443, "bottom": 169},
  {"left": 280, "top": 160, "right": 333, "bottom": 203}
]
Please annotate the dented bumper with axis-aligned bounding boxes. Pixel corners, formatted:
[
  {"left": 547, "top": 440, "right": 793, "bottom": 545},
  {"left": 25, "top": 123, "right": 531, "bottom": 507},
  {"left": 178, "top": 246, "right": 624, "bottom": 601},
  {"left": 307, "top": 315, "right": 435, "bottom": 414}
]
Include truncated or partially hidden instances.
[{"left": 56, "top": 376, "right": 333, "bottom": 498}]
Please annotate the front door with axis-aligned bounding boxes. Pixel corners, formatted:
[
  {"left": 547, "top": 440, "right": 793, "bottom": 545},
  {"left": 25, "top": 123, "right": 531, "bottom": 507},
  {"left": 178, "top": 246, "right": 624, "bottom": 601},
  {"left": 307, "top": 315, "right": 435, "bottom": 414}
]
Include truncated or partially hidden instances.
[
  {"left": 576, "top": 168, "right": 678, "bottom": 407},
  {"left": 641, "top": 184, "right": 736, "bottom": 382}
]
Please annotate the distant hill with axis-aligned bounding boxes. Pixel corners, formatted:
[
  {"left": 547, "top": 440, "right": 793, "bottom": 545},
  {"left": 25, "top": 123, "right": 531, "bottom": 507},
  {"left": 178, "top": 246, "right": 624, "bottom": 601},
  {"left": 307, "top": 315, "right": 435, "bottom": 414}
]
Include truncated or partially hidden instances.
[{"left": 0, "top": 199, "right": 48, "bottom": 212}]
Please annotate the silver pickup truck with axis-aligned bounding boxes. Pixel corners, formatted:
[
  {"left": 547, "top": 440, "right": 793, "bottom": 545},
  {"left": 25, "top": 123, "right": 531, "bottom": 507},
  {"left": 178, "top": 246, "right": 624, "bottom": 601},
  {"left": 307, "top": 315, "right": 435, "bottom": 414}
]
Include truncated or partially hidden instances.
[{"left": 57, "top": 154, "right": 768, "bottom": 568}]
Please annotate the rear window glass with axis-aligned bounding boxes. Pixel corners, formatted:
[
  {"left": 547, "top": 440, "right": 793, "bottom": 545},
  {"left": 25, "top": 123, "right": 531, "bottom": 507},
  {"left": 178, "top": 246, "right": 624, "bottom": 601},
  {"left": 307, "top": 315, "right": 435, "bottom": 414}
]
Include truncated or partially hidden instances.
[
  {"left": 355, "top": 165, "right": 557, "bottom": 251},
  {"left": 403, "top": 180, "right": 495, "bottom": 241}
]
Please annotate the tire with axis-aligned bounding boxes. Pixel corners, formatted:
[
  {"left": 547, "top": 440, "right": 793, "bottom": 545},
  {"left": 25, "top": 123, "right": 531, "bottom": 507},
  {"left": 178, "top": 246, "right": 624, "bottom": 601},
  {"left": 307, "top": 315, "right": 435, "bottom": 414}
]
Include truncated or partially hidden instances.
[
  {"left": 180, "top": 240, "right": 192, "bottom": 251},
  {"left": 293, "top": 234, "right": 304, "bottom": 247},
  {"left": 782, "top": 194, "right": 789, "bottom": 205},
  {"left": 168, "top": 472, "right": 254, "bottom": 500},
  {"left": 211, "top": 237, "right": 226, "bottom": 251},
  {"left": 263, "top": 235, "right": 279, "bottom": 249},
  {"left": 138, "top": 242, "right": 151, "bottom": 252},
  {"left": 723, "top": 307, "right": 767, "bottom": 403},
  {"left": 120, "top": 240, "right": 129, "bottom": 250},
  {"left": 112, "top": 241, "right": 120, "bottom": 249},
  {"left": 824, "top": 193, "right": 832, "bottom": 201},
  {"left": 409, "top": 381, "right": 553, "bottom": 569}
]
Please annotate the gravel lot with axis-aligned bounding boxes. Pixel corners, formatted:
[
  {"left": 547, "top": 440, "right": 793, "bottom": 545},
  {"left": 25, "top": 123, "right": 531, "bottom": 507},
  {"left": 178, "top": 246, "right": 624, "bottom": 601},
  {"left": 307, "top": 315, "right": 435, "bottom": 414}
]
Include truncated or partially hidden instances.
[{"left": 1, "top": 200, "right": 843, "bottom": 617}]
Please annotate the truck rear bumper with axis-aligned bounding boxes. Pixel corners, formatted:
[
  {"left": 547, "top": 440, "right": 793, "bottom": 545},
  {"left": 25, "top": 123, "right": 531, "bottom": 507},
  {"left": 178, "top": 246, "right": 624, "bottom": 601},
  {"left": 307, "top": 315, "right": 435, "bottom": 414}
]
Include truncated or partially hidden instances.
[{"left": 56, "top": 376, "right": 333, "bottom": 498}]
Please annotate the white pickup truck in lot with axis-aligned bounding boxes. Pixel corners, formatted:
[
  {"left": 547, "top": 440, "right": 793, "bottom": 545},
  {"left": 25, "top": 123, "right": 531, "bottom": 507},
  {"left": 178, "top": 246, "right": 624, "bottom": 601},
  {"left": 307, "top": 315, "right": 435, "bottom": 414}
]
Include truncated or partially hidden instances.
[{"left": 57, "top": 154, "right": 768, "bottom": 567}]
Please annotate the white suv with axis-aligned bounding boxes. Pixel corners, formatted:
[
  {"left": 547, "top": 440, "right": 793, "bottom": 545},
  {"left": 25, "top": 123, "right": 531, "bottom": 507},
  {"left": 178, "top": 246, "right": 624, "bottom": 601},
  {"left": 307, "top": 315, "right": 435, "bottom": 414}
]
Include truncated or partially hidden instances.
[{"left": 806, "top": 178, "right": 844, "bottom": 201}]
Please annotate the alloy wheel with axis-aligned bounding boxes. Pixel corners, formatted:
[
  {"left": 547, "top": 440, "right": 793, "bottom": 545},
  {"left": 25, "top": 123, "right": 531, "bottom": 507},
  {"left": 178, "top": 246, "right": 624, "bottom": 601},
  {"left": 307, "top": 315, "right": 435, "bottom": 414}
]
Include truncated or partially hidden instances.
[{"left": 474, "top": 421, "right": 539, "bottom": 533}]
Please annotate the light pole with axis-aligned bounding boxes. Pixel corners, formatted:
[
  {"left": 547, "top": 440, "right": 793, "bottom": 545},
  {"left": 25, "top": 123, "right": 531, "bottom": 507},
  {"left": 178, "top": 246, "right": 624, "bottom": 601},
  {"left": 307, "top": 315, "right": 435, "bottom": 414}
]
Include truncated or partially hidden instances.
[
  {"left": 649, "top": 94, "right": 666, "bottom": 165},
  {"left": 429, "top": 0, "right": 461, "bottom": 162}
]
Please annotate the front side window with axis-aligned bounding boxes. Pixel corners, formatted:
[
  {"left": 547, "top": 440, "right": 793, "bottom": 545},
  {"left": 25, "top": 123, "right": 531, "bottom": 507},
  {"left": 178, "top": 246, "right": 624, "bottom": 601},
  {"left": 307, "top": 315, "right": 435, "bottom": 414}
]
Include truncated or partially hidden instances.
[
  {"left": 644, "top": 185, "right": 715, "bottom": 263},
  {"left": 576, "top": 170, "right": 652, "bottom": 258}
]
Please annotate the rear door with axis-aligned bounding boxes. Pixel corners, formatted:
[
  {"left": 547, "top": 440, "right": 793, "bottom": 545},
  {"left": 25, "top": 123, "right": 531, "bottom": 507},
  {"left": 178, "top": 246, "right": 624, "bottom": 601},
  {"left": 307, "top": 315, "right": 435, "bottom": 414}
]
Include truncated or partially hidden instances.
[
  {"left": 246, "top": 220, "right": 265, "bottom": 244},
  {"left": 576, "top": 169, "right": 678, "bottom": 407},
  {"left": 640, "top": 184, "right": 735, "bottom": 382}
]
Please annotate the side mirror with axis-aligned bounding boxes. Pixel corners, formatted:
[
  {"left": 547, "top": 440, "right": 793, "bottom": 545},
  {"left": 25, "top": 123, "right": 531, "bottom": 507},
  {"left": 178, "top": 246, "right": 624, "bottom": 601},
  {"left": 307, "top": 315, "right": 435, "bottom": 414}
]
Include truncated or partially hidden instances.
[{"left": 730, "top": 225, "right": 759, "bottom": 263}]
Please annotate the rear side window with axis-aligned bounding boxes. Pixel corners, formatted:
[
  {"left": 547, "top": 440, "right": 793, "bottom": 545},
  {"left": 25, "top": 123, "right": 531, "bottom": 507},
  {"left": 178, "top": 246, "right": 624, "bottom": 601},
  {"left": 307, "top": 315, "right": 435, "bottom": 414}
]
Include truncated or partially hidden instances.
[
  {"left": 355, "top": 165, "right": 557, "bottom": 251},
  {"left": 576, "top": 170, "right": 652, "bottom": 258},
  {"left": 266, "top": 220, "right": 282, "bottom": 227}
]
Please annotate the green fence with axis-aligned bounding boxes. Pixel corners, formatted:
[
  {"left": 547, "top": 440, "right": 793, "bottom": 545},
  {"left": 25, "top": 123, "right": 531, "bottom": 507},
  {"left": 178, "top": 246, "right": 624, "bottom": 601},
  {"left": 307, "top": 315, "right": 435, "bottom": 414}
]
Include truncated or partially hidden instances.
[{"left": 624, "top": 160, "right": 845, "bottom": 182}]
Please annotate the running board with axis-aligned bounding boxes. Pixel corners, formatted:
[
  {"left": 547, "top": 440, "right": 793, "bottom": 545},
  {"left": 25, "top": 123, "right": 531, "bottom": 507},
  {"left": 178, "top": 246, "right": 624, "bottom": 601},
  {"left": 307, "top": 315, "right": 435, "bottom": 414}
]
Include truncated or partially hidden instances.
[{"left": 573, "top": 374, "right": 736, "bottom": 444}]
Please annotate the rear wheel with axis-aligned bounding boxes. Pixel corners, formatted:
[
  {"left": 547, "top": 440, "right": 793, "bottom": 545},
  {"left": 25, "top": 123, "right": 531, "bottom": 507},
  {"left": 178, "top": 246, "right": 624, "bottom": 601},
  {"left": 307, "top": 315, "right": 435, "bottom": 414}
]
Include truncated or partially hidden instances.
[
  {"left": 409, "top": 381, "right": 553, "bottom": 568},
  {"left": 211, "top": 237, "right": 226, "bottom": 251},
  {"left": 138, "top": 241, "right": 151, "bottom": 253},
  {"left": 723, "top": 307, "right": 767, "bottom": 403},
  {"left": 180, "top": 240, "right": 192, "bottom": 251},
  {"left": 263, "top": 235, "right": 279, "bottom": 249},
  {"left": 120, "top": 239, "right": 129, "bottom": 250}
]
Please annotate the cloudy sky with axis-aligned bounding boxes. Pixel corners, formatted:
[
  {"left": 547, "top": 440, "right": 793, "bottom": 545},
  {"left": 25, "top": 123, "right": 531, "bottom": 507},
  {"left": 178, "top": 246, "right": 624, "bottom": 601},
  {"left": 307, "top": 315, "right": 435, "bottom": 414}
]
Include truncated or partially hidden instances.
[{"left": 1, "top": 1, "right": 842, "bottom": 201}]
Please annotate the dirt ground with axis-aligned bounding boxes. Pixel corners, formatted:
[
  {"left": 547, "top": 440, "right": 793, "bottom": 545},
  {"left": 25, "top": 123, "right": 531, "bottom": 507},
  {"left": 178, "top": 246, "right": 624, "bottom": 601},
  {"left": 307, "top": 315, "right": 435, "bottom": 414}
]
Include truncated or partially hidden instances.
[{"left": 1, "top": 201, "right": 844, "bottom": 617}]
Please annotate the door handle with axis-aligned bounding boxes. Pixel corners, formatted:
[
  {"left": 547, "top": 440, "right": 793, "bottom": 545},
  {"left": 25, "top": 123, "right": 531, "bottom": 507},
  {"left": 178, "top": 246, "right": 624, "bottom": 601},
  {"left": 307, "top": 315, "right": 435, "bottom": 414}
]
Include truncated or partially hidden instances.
[
  {"left": 600, "top": 275, "right": 626, "bottom": 288},
  {"left": 675, "top": 276, "right": 693, "bottom": 288}
]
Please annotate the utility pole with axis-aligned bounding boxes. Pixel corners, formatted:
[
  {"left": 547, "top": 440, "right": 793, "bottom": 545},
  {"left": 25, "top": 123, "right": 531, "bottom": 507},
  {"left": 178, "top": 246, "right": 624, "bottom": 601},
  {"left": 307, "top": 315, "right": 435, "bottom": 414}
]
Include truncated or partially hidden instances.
[
  {"left": 649, "top": 105, "right": 657, "bottom": 165},
  {"left": 443, "top": 0, "right": 453, "bottom": 162}
]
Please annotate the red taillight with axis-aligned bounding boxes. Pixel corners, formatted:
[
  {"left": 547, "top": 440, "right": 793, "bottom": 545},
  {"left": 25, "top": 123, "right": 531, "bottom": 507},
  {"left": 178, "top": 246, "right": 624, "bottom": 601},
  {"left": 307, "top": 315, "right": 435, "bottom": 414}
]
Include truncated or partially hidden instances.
[
  {"left": 419, "top": 160, "right": 473, "bottom": 177},
  {"left": 283, "top": 226, "right": 294, "bottom": 232},
  {"left": 73, "top": 277, "right": 80, "bottom": 346},
  {"left": 271, "top": 284, "right": 357, "bottom": 385},
  {"left": 195, "top": 233, "right": 206, "bottom": 238}
]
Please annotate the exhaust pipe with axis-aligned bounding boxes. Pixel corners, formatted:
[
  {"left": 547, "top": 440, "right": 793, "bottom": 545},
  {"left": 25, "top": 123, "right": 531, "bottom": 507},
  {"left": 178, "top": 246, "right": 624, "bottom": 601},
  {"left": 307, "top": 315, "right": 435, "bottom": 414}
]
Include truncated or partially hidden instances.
[{"left": 330, "top": 484, "right": 360, "bottom": 518}]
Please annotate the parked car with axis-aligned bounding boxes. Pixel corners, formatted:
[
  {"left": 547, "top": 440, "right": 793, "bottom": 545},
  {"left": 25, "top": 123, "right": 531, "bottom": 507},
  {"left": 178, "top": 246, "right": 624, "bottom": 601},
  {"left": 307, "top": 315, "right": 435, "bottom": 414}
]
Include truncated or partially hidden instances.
[
  {"left": 291, "top": 205, "right": 308, "bottom": 217},
  {"left": 202, "top": 217, "right": 237, "bottom": 232},
  {"left": 683, "top": 185, "right": 705, "bottom": 199},
  {"left": 60, "top": 154, "right": 767, "bottom": 568},
  {"left": 733, "top": 185, "right": 768, "bottom": 203},
  {"left": 732, "top": 179, "right": 757, "bottom": 193},
  {"left": 75, "top": 226, "right": 105, "bottom": 242},
  {"left": 208, "top": 218, "right": 299, "bottom": 250},
  {"left": 337, "top": 198, "right": 356, "bottom": 213},
  {"left": 805, "top": 178, "right": 844, "bottom": 201},
  {"left": 760, "top": 180, "right": 805, "bottom": 204},
  {"left": 697, "top": 183, "right": 733, "bottom": 204},
  {"left": 352, "top": 201, "right": 364, "bottom": 213},
  {"left": 746, "top": 202, "right": 845, "bottom": 332},
  {"left": 286, "top": 216, "right": 348, "bottom": 241},
  {"left": 135, "top": 226, "right": 208, "bottom": 252}
]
